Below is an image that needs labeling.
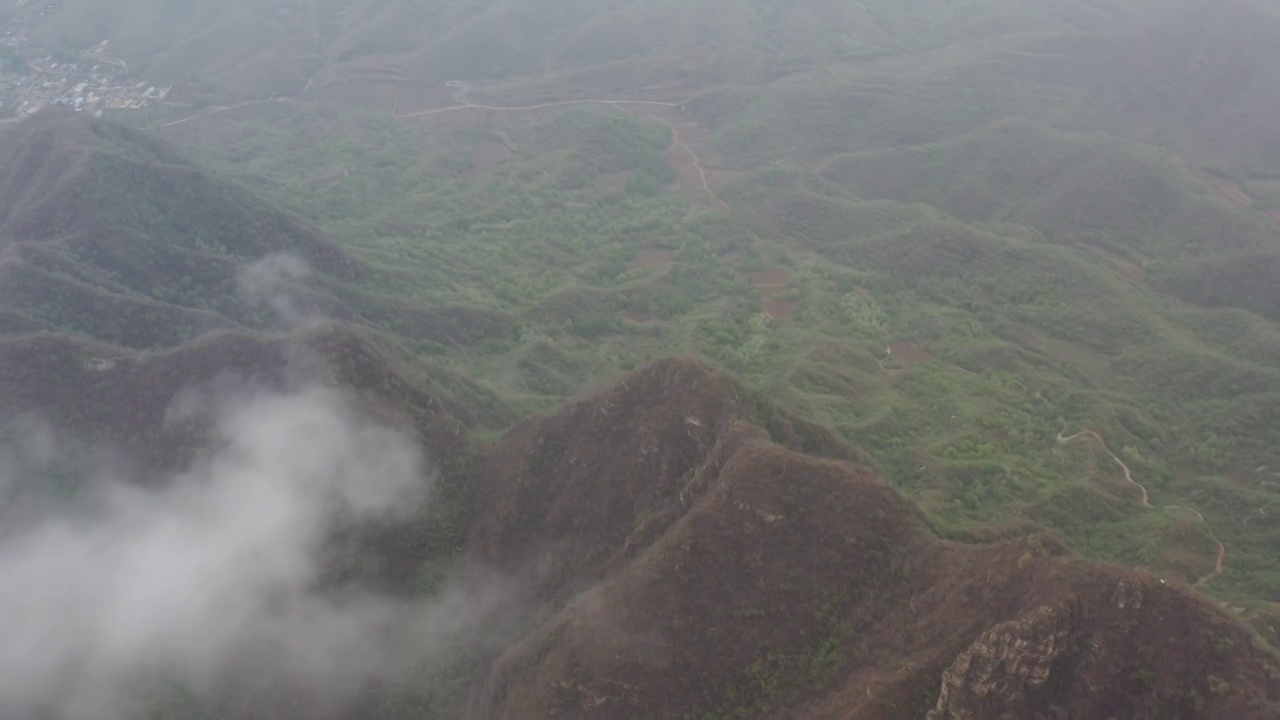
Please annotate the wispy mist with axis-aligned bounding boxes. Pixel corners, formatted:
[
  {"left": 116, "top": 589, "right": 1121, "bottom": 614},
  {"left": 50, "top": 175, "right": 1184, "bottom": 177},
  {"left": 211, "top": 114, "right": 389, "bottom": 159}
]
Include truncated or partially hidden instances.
[
  {"left": 237, "top": 252, "right": 318, "bottom": 330},
  {"left": 0, "top": 380, "right": 452, "bottom": 719}
]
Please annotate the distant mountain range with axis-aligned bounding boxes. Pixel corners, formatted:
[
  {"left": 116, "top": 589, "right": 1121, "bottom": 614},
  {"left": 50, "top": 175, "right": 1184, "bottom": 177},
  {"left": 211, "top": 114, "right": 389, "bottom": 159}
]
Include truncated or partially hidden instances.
[{"left": 26, "top": 1, "right": 1280, "bottom": 179}]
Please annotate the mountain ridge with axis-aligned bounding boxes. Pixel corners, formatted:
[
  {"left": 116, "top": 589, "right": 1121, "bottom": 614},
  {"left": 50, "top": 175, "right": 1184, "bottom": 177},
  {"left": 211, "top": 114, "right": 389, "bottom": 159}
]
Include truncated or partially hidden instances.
[{"left": 465, "top": 358, "right": 1280, "bottom": 719}]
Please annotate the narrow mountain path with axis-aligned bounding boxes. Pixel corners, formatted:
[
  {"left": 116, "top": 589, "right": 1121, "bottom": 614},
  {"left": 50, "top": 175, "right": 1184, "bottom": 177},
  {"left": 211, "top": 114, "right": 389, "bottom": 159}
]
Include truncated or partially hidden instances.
[
  {"left": 652, "top": 110, "right": 728, "bottom": 212},
  {"left": 877, "top": 345, "right": 893, "bottom": 372},
  {"left": 1057, "top": 423, "right": 1226, "bottom": 586},
  {"left": 663, "top": 117, "right": 721, "bottom": 207}
]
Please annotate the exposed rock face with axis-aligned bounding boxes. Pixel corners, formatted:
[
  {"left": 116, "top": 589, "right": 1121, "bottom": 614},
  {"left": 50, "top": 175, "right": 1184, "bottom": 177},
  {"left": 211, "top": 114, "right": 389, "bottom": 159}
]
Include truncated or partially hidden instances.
[
  {"left": 929, "top": 605, "right": 1074, "bottom": 720},
  {"left": 1113, "top": 578, "right": 1144, "bottom": 610}
]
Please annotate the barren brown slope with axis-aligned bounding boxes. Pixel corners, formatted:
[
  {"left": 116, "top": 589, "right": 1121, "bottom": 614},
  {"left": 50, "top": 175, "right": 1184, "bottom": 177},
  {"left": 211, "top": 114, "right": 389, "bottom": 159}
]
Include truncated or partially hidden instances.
[{"left": 466, "top": 359, "right": 1280, "bottom": 719}]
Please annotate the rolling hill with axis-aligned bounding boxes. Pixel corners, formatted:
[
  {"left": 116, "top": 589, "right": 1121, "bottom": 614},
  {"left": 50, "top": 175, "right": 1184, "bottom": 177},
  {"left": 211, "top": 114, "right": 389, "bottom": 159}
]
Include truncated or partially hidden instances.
[
  {"left": 5, "top": 0, "right": 1280, "bottom": 717},
  {"left": 815, "top": 119, "right": 1278, "bottom": 258},
  {"left": 0, "top": 110, "right": 521, "bottom": 351},
  {"left": 465, "top": 359, "right": 1280, "bottom": 719},
  {"left": 5, "top": 325, "right": 1279, "bottom": 717},
  {"left": 0, "top": 109, "right": 364, "bottom": 346},
  {"left": 145, "top": 41, "right": 1280, "bottom": 619}
]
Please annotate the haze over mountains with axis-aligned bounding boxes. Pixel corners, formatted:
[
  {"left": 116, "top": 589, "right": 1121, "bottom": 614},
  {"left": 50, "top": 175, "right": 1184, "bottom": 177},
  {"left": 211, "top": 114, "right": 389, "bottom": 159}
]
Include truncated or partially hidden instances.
[{"left": 3, "top": 0, "right": 1280, "bottom": 718}]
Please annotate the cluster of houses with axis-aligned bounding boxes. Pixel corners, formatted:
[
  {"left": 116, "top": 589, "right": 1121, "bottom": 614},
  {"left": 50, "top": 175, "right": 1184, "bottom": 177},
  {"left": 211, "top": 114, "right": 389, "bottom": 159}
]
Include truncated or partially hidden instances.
[{"left": 1, "top": 31, "right": 167, "bottom": 120}]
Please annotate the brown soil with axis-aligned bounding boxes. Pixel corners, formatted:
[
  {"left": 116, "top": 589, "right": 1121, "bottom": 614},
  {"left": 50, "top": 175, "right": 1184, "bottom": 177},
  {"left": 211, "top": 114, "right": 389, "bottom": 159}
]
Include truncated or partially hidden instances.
[
  {"left": 888, "top": 341, "right": 935, "bottom": 367},
  {"left": 764, "top": 298, "right": 800, "bottom": 320},
  {"left": 1117, "top": 260, "right": 1146, "bottom": 284},
  {"left": 660, "top": 142, "right": 706, "bottom": 203},
  {"left": 629, "top": 247, "right": 674, "bottom": 271},
  {"left": 749, "top": 268, "right": 797, "bottom": 319},
  {"left": 464, "top": 359, "right": 1280, "bottom": 719},
  {"left": 749, "top": 267, "right": 793, "bottom": 288}
]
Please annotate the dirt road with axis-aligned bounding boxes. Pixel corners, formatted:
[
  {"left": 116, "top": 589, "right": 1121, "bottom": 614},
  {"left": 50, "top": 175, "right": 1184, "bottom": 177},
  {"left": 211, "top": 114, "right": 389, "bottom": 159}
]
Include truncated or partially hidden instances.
[{"left": 1057, "top": 424, "right": 1225, "bottom": 586}]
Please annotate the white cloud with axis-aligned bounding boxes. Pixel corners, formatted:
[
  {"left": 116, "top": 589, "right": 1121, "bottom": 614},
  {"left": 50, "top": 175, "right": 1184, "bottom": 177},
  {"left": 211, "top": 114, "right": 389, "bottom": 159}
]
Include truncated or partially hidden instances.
[{"left": 0, "top": 383, "right": 442, "bottom": 718}]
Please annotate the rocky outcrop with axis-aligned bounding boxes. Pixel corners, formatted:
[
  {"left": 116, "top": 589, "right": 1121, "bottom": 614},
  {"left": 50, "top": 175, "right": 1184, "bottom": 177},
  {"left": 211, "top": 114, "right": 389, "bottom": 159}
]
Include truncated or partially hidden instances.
[{"left": 929, "top": 605, "right": 1075, "bottom": 720}]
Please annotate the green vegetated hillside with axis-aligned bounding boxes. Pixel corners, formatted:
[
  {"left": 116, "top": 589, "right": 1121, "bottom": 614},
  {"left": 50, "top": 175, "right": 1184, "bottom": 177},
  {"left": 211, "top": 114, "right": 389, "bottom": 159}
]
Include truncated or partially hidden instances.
[{"left": 162, "top": 68, "right": 1280, "bottom": 638}]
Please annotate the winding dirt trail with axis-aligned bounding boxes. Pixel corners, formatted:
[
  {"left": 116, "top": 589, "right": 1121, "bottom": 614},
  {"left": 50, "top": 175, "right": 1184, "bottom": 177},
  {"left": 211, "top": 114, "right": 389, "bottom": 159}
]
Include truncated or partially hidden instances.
[
  {"left": 662, "top": 116, "right": 727, "bottom": 212},
  {"left": 149, "top": 63, "right": 320, "bottom": 130},
  {"left": 1057, "top": 423, "right": 1226, "bottom": 587},
  {"left": 877, "top": 345, "right": 893, "bottom": 372}
]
